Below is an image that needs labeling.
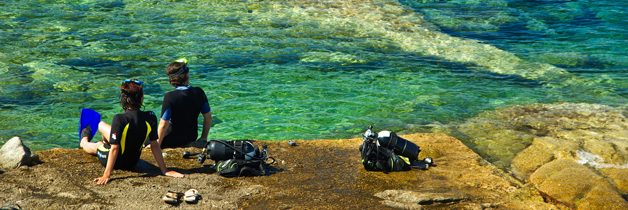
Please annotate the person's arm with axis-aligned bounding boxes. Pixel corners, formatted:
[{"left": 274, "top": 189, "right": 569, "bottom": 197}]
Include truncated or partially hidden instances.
[
  {"left": 156, "top": 119, "right": 169, "bottom": 146},
  {"left": 149, "top": 140, "right": 184, "bottom": 178},
  {"left": 94, "top": 144, "right": 119, "bottom": 185},
  {"left": 198, "top": 111, "right": 212, "bottom": 141},
  {"left": 157, "top": 96, "right": 172, "bottom": 147}
]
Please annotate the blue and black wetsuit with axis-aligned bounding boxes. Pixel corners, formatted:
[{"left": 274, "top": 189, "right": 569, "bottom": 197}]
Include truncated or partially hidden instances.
[
  {"left": 160, "top": 86, "right": 210, "bottom": 148},
  {"left": 97, "top": 110, "right": 158, "bottom": 169}
]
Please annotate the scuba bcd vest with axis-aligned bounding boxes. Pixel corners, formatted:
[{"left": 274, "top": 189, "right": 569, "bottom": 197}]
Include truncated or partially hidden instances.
[
  {"left": 215, "top": 158, "right": 268, "bottom": 177},
  {"left": 197, "top": 140, "right": 274, "bottom": 177},
  {"left": 360, "top": 142, "right": 411, "bottom": 172},
  {"left": 359, "top": 127, "right": 422, "bottom": 172}
]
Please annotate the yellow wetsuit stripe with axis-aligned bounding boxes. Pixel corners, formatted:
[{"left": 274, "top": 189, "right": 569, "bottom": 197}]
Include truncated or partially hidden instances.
[
  {"left": 144, "top": 121, "right": 151, "bottom": 150},
  {"left": 121, "top": 123, "right": 130, "bottom": 155}
]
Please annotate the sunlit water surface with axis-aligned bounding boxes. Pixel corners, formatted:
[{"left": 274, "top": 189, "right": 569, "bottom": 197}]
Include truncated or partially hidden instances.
[{"left": 0, "top": 0, "right": 625, "bottom": 150}]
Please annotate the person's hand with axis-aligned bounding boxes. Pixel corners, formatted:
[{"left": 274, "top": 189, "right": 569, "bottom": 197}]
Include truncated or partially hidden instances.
[
  {"left": 164, "top": 170, "right": 184, "bottom": 178},
  {"left": 94, "top": 176, "right": 110, "bottom": 185}
]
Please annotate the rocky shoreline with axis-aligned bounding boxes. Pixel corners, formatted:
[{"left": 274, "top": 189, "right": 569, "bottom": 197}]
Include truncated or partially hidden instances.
[
  {"left": 0, "top": 133, "right": 557, "bottom": 209},
  {"left": 444, "top": 103, "right": 628, "bottom": 210},
  {"left": 2, "top": 103, "right": 627, "bottom": 209}
]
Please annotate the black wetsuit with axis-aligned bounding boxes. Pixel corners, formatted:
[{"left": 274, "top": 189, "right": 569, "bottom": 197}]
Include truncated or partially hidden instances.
[
  {"left": 97, "top": 110, "right": 158, "bottom": 169},
  {"left": 160, "top": 86, "right": 210, "bottom": 148}
]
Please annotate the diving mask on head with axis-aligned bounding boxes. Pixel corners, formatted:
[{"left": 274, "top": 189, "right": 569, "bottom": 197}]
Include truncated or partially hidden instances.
[
  {"left": 169, "top": 58, "right": 190, "bottom": 77},
  {"left": 122, "top": 79, "right": 144, "bottom": 87}
]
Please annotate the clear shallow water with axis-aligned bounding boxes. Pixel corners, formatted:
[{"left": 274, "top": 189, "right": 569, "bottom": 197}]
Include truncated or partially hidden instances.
[{"left": 0, "top": 0, "right": 625, "bottom": 150}]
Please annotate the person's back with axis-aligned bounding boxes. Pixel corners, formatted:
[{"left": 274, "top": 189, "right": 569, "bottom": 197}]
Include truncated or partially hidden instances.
[
  {"left": 158, "top": 59, "right": 212, "bottom": 148},
  {"left": 104, "top": 110, "right": 157, "bottom": 169},
  {"left": 160, "top": 86, "right": 208, "bottom": 148}
]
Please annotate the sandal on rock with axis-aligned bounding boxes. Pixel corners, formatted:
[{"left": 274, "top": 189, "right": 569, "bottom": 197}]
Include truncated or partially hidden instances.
[
  {"left": 162, "top": 190, "right": 181, "bottom": 205},
  {"left": 184, "top": 189, "right": 201, "bottom": 204}
]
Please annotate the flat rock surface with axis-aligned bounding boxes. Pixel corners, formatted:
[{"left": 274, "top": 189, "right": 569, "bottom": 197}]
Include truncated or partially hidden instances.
[{"left": 0, "top": 134, "right": 554, "bottom": 209}]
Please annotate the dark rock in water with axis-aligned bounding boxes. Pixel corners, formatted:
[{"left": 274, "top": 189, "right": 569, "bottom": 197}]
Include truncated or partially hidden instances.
[
  {"left": 374, "top": 190, "right": 466, "bottom": 208},
  {"left": 57, "top": 58, "right": 118, "bottom": 68},
  {"left": 0, "top": 137, "right": 41, "bottom": 169},
  {"left": 0, "top": 203, "right": 22, "bottom": 210}
]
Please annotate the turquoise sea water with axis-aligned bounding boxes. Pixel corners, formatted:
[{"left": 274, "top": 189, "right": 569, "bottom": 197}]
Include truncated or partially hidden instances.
[{"left": 0, "top": 0, "right": 625, "bottom": 150}]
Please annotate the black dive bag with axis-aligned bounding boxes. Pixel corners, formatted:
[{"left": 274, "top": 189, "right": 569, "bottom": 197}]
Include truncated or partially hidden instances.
[
  {"left": 360, "top": 140, "right": 411, "bottom": 172},
  {"left": 359, "top": 127, "right": 420, "bottom": 172},
  {"left": 375, "top": 130, "right": 420, "bottom": 163},
  {"left": 197, "top": 140, "right": 273, "bottom": 177}
]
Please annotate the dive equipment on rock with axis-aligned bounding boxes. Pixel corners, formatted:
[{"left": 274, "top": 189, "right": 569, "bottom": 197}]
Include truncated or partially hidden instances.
[
  {"left": 187, "top": 140, "right": 275, "bottom": 177},
  {"left": 376, "top": 130, "right": 420, "bottom": 162},
  {"left": 360, "top": 126, "right": 434, "bottom": 172}
]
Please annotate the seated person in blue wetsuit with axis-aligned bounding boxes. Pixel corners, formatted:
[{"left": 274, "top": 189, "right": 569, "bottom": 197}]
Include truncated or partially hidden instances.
[
  {"left": 158, "top": 59, "right": 212, "bottom": 148},
  {"left": 79, "top": 79, "right": 184, "bottom": 185}
]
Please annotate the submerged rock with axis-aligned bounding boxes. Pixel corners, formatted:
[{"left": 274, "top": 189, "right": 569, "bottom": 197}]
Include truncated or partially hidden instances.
[
  {"left": 0, "top": 137, "right": 40, "bottom": 169},
  {"left": 450, "top": 103, "right": 628, "bottom": 208},
  {"left": 300, "top": 51, "right": 367, "bottom": 65},
  {"left": 251, "top": 0, "right": 603, "bottom": 94},
  {"left": 530, "top": 159, "right": 627, "bottom": 210},
  {"left": 374, "top": 189, "right": 466, "bottom": 208}
]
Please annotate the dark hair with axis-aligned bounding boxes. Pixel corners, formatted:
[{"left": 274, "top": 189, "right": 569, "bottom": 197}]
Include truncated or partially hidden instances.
[
  {"left": 166, "top": 62, "right": 189, "bottom": 87},
  {"left": 120, "top": 82, "right": 143, "bottom": 110}
]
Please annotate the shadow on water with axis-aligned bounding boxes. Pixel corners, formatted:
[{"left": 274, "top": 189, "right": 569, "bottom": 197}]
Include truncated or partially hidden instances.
[
  {"left": 0, "top": 65, "right": 50, "bottom": 106},
  {"left": 0, "top": 97, "right": 42, "bottom": 107},
  {"left": 616, "top": 88, "right": 628, "bottom": 99},
  {"left": 92, "top": 0, "right": 125, "bottom": 11},
  {"left": 401, "top": 54, "right": 545, "bottom": 88},
  {"left": 212, "top": 52, "right": 301, "bottom": 68},
  {"left": 57, "top": 58, "right": 121, "bottom": 68},
  {"left": 301, "top": 61, "right": 383, "bottom": 72}
]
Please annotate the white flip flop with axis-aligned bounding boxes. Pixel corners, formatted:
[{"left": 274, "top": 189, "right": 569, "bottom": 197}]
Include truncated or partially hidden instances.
[
  {"left": 184, "top": 189, "right": 200, "bottom": 204},
  {"left": 162, "top": 190, "right": 181, "bottom": 205}
]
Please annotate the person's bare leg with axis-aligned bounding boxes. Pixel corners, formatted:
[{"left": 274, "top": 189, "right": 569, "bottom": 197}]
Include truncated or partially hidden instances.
[
  {"left": 80, "top": 121, "right": 111, "bottom": 154},
  {"left": 98, "top": 121, "right": 112, "bottom": 141},
  {"left": 80, "top": 137, "right": 102, "bottom": 155}
]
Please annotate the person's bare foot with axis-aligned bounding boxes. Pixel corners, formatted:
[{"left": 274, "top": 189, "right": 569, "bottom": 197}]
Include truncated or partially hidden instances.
[{"left": 81, "top": 126, "right": 93, "bottom": 141}]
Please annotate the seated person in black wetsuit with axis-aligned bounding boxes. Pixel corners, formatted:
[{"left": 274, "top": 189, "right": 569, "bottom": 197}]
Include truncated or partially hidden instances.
[
  {"left": 79, "top": 79, "right": 184, "bottom": 185},
  {"left": 157, "top": 59, "right": 212, "bottom": 148}
]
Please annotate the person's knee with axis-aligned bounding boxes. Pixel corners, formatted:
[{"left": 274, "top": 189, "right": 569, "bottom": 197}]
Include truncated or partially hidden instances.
[{"left": 81, "top": 141, "right": 101, "bottom": 155}]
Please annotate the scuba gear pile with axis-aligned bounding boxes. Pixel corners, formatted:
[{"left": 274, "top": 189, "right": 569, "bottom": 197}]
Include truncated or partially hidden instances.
[
  {"left": 205, "top": 140, "right": 257, "bottom": 161},
  {"left": 360, "top": 126, "right": 434, "bottom": 172},
  {"left": 375, "top": 130, "right": 420, "bottom": 163},
  {"left": 189, "top": 140, "right": 275, "bottom": 177}
]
